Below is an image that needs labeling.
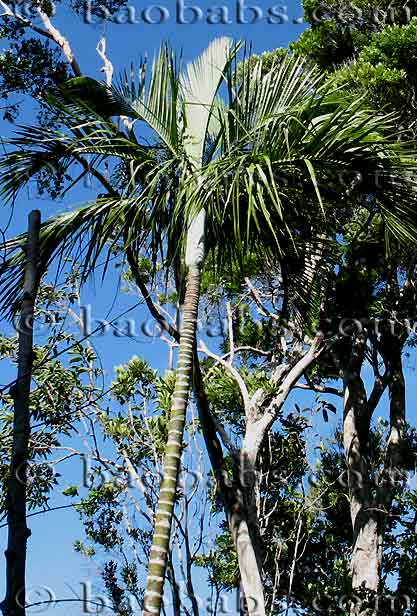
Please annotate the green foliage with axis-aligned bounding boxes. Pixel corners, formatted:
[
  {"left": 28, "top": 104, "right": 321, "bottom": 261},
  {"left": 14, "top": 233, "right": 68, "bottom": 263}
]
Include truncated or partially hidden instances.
[
  {"left": 102, "top": 560, "right": 137, "bottom": 616},
  {"left": 329, "top": 20, "right": 417, "bottom": 120},
  {"left": 154, "top": 370, "right": 176, "bottom": 414},
  {"left": 195, "top": 530, "right": 239, "bottom": 590},
  {"left": 3, "top": 47, "right": 417, "bottom": 324},
  {"left": 293, "top": 18, "right": 369, "bottom": 68},
  {"left": 295, "top": 2, "right": 417, "bottom": 122},
  {"left": 0, "top": 274, "right": 103, "bottom": 513},
  {"left": 62, "top": 485, "right": 79, "bottom": 497},
  {"left": 236, "top": 47, "right": 287, "bottom": 80},
  {"left": 100, "top": 357, "right": 176, "bottom": 457},
  {"left": 111, "top": 356, "right": 156, "bottom": 404},
  {"left": 76, "top": 483, "right": 125, "bottom": 549},
  {"left": 74, "top": 539, "right": 95, "bottom": 557},
  {"left": 121, "top": 256, "right": 153, "bottom": 285},
  {"left": 232, "top": 309, "right": 276, "bottom": 355},
  {"left": 2, "top": 17, "right": 417, "bottom": 615},
  {"left": 0, "top": 335, "right": 16, "bottom": 357},
  {"left": 197, "top": 413, "right": 417, "bottom": 614},
  {"left": 204, "top": 365, "right": 245, "bottom": 435},
  {"left": 295, "top": 0, "right": 417, "bottom": 67},
  {"left": 0, "top": 0, "right": 129, "bottom": 119}
]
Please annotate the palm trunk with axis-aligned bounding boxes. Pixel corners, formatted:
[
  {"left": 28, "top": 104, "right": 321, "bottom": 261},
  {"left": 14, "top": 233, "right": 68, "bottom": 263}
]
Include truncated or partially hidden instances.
[
  {"left": 1, "top": 211, "right": 40, "bottom": 616},
  {"left": 143, "top": 265, "right": 201, "bottom": 616}
]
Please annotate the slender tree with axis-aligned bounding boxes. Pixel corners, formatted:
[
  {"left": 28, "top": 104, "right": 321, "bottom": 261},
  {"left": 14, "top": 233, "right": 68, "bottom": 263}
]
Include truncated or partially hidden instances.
[{"left": 1, "top": 210, "right": 40, "bottom": 616}]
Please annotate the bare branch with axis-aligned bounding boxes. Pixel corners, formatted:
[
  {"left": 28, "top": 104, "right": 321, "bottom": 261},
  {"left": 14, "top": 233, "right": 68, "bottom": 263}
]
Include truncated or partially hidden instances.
[
  {"left": 208, "top": 407, "right": 239, "bottom": 456},
  {"left": 124, "top": 244, "right": 180, "bottom": 343},
  {"left": 0, "top": 2, "right": 57, "bottom": 42},
  {"left": 245, "top": 277, "right": 279, "bottom": 320},
  {"left": 294, "top": 381, "right": 343, "bottom": 398},
  {"left": 0, "top": 4, "right": 82, "bottom": 76},
  {"left": 198, "top": 340, "right": 251, "bottom": 414},
  {"left": 256, "top": 335, "right": 325, "bottom": 434},
  {"left": 204, "top": 345, "right": 270, "bottom": 383},
  {"left": 35, "top": 7, "right": 82, "bottom": 76},
  {"left": 96, "top": 36, "right": 114, "bottom": 86}
]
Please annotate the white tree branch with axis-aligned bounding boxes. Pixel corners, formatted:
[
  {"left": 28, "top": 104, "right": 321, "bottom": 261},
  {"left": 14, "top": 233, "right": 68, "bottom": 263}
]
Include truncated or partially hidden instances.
[
  {"left": 0, "top": 3, "right": 82, "bottom": 77},
  {"left": 96, "top": 36, "right": 113, "bottom": 87},
  {"left": 35, "top": 7, "right": 81, "bottom": 76},
  {"left": 198, "top": 340, "right": 251, "bottom": 414},
  {"left": 245, "top": 276, "right": 280, "bottom": 320},
  {"left": 262, "top": 335, "right": 324, "bottom": 427}
]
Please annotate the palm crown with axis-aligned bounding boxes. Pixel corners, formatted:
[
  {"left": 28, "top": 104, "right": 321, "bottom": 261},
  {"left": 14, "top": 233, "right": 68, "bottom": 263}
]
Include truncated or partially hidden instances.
[{"left": 1, "top": 38, "right": 416, "bottom": 315}]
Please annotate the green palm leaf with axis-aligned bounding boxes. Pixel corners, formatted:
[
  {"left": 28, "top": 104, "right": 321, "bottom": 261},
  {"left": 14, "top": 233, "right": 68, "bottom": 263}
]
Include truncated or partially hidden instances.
[
  {"left": 180, "top": 37, "right": 238, "bottom": 167},
  {"left": 62, "top": 45, "right": 182, "bottom": 157}
]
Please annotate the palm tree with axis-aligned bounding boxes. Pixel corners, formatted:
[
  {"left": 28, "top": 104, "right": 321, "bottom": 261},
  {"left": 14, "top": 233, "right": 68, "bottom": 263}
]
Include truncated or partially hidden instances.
[{"left": 1, "top": 39, "right": 417, "bottom": 616}]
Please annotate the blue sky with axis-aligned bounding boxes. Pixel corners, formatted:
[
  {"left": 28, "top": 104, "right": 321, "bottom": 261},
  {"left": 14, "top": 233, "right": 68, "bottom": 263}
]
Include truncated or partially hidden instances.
[{"left": 1, "top": 3, "right": 415, "bottom": 615}]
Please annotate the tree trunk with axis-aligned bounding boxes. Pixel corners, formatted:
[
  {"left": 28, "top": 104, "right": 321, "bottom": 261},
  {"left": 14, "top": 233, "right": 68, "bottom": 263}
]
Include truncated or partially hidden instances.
[
  {"left": 384, "top": 346, "right": 406, "bottom": 479},
  {"left": 343, "top": 332, "right": 407, "bottom": 616},
  {"left": 375, "top": 345, "right": 406, "bottom": 613},
  {"left": 350, "top": 511, "right": 382, "bottom": 595},
  {"left": 193, "top": 358, "right": 266, "bottom": 615},
  {"left": 230, "top": 486, "right": 266, "bottom": 616},
  {"left": 1, "top": 210, "right": 40, "bottom": 616},
  {"left": 143, "top": 265, "right": 201, "bottom": 616},
  {"left": 343, "top": 369, "right": 381, "bottom": 615},
  {"left": 166, "top": 560, "right": 182, "bottom": 616},
  {"left": 235, "top": 428, "right": 266, "bottom": 616}
]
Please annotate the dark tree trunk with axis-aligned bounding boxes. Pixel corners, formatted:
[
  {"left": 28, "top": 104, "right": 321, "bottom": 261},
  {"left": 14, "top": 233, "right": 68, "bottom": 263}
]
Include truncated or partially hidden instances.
[
  {"left": 344, "top": 331, "right": 407, "bottom": 616},
  {"left": 1, "top": 210, "right": 41, "bottom": 616}
]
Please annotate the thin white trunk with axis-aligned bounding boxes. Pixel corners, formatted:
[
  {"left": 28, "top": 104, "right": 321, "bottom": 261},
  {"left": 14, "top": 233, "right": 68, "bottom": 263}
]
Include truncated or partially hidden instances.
[
  {"left": 344, "top": 372, "right": 381, "bottom": 616},
  {"left": 234, "top": 423, "right": 266, "bottom": 616},
  {"left": 230, "top": 507, "right": 266, "bottom": 616}
]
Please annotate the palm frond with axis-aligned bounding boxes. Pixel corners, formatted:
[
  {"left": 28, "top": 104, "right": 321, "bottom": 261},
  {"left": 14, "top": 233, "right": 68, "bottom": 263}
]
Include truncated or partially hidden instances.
[
  {"left": 60, "top": 47, "right": 181, "bottom": 157},
  {"left": 0, "top": 156, "right": 182, "bottom": 318},
  {"left": 174, "top": 53, "right": 417, "bottom": 311},
  {"left": 1, "top": 43, "right": 417, "bottom": 327},
  {"left": 179, "top": 37, "right": 238, "bottom": 167},
  {"left": 0, "top": 125, "right": 77, "bottom": 202}
]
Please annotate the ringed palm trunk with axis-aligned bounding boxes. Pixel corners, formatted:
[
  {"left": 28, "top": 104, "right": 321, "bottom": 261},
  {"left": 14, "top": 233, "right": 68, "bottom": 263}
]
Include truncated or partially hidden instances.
[{"left": 143, "top": 264, "right": 202, "bottom": 616}]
